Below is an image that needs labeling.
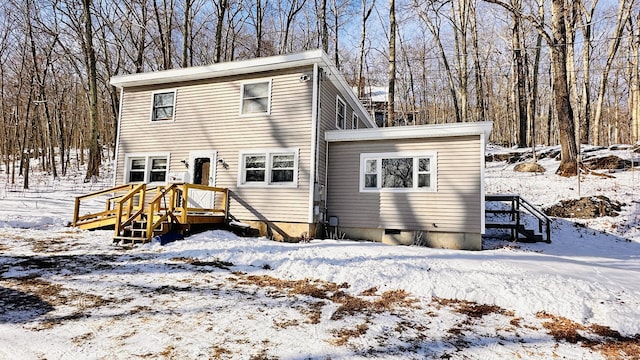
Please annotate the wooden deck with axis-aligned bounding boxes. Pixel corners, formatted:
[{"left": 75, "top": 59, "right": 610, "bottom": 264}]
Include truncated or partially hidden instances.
[{"left": 72, "top": 183, "right": 229, "bottom": 245}]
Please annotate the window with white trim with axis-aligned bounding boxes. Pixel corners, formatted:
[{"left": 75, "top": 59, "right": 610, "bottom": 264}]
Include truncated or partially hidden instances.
[
  {"left": 360, "top": 152, "right": 436, "bottom": 192},
  {"left": 151, "top": 90, "right": 176, "bottom": 121},
  {"left": 125, "top": 154, "right": 170, "bottom": 183},
  {"left": 336, "top": 97, "right": 346, "bottom": 129},
  {"left": 241, "top": 80, "right": 271, "bottom": 115},
  {"left": 352, "top": 113, "right": 359, "bottom": 129},
  {"left": 239, "top": 149, "right": 298, "bottom": 186}
]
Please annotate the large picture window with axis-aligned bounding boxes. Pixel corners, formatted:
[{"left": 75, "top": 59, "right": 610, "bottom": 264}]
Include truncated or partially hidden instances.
[
  {"left": 239, "top": 149, "right": 298, "bottom": 187},
  {"left": 125, "top": 153, "right": 170, "bottom": 183},
  {"left": 360, "top": 152, "right": 436, "bottom": 192},
  {"left": 151, "top": 90, "right": 176, "bottom": 121},
  {"left": 241, "top": 80, "right": 271, "bottom": 115}
]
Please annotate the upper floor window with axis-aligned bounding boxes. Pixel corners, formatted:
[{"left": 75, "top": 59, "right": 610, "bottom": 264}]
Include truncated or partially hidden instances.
[
  {"left": 239, "top": 149, "right": 298, "bottom": 187},
  {"left": 360, "top": 152, "right": 437, "bottom": 192},
  {"left": 151, "top": 90, "right": 176, "bottom": 121},
  {"left": 125, "top": 153, "right": 170, "bottom": 183},
  {"left": 352, "top": 113, "right": 359, "bottom": 129},
  {"left": 241, "top": 80, "right": 271, "bottom": 115},
  {"left": 336, "top": 97, "right": 346, "bottom": 129}
]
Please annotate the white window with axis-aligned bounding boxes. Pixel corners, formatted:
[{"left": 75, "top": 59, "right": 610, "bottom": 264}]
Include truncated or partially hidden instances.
[
  {"left": 239, "top": 149, "right": 298, "bottom": 187},
  {"left": 125, "top": 153, "right": 170, "bottom": 183},
  {"left": 360, "top": 152, "right": 437, "bottom": 192},
  {"left": 336, "top": 97, "right": 346, "bottom": 129},
  {"left": 352, "top": 113, "right": 359, "bottom": 129},
  {"left": 241, "top": 80, "right": 271, "bottom": 115},
  {"left": 151, "top": 90, "right": 176, "bottom": 121}
]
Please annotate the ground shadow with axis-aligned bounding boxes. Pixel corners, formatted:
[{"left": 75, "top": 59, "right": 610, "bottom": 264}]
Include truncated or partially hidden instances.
[{"left": 0, "top": 286, "right": 54, "bottom": 324}]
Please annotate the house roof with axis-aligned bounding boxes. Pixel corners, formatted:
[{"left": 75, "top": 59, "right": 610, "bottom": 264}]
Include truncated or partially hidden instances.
[
  {"left": 325, "top": 121, "right": 493, "bottom": 142},
  {"left": 110, "top": 50, "right": 377, "bottom": 128}
]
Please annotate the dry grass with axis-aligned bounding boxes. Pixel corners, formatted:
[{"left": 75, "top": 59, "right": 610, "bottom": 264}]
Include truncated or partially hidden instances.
[
  {"left": 537, "top": 312, "right": 640, "bottom": 359},
  {"left": 434, "top": 297, "right": 514, "bottom": 318},
  {"left": 210, "top": 345, "right": 233, "bottom": 359},
  {"left": 330, "top": 323, "right": 369, "bottom": 346}
]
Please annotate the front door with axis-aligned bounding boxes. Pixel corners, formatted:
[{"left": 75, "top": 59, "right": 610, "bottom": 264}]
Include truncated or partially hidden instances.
[{"left": 188, "top": 151, "right": 217, "bottom": 211}]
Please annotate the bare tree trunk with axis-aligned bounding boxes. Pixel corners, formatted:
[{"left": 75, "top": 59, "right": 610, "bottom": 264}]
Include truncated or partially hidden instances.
[
  {"left": 357, "top": 0, "right": 375, "bottom": 98},
  {"left": 153, "top": 0, "right": 174, "bottom": 69},
  {"left": 551, "top": 0, "right": 578, "bottom": 177},
  {"left": 387, "top": 0, "right": 396, "bottom": 127},
  {"left": 470, "top": 1, "right": 486, "bottom": 122},
  {"left": 215, "top": 0, "right": 229, "bottom": 62},
  {"left": 321, "top": 0, "right": 328, "bottom": 52},
  {"left": 512, "top": 6, "right": 527, "bottom": 147},
  {"left": 83, "top": 0, "right": 101, "bottom": 181},
  {"left": 578, "top": 0, "right": 597, "bottom": 144},
  {"left": 632, "top": 10, "right": 640, "bottom": 143},
  {"left": 182, "top": 0, "right": 192, "bottom": 67},
  {"left": 592, "top": 0, "right": 632, "bottom": 146}
]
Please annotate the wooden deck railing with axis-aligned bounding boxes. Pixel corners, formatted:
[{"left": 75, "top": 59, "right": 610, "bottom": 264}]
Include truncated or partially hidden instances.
[
  {"left": 74, "top": 183, "right": 230, "bottom": 243},
  {"left": 72, "top": 184, "right": 137, "bottom": 228}
]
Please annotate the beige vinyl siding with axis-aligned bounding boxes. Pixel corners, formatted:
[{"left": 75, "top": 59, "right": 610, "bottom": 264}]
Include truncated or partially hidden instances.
[
  {"left": 327, "top": 135, "right": 482, "bottom": 233},
  {"left": 315, "top": 74, "right": 371, "bottom": 188},
  {"left": 115, "top": 67, "right": 314, "bottom": 223}
]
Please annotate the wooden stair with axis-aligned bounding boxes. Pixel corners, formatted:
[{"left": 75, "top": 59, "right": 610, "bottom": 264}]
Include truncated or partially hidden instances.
[
  {"left": 485, "top": 194, "right": 551, "bottom": 243},
  {"left": 73, "top": 183, "right": 229, "bottom": 246}
]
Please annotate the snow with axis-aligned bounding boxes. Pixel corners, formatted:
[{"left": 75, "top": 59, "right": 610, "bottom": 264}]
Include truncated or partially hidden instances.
[{"left": 1, "top": 147, "right": 639, "bottom": 359}]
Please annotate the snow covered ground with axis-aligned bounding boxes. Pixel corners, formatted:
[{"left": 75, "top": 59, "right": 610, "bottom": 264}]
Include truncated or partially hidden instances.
[{"left": 0, "top": 147, "right": 639, "bottom": 359}]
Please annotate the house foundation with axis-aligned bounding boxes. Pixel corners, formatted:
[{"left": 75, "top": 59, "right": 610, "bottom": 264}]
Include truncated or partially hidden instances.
[{"left": 335, "top": 227, "right": 482, "bottom": 251}]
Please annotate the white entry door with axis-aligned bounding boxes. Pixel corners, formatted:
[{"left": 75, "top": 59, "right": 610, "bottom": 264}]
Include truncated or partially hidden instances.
[{"left": 188, "top": 151, "right": 217, "bottom": 211}]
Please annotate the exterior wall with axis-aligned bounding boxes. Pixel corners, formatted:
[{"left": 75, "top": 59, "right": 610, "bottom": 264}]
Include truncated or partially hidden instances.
[
  {"left": 115, "top": 66, "right": 315, "bottom": 226},
  {"left": 326, "top": 135, "right": 482, "bottom": 241},
  {"left": 315, "top": 70, "right": 372, "bottom": 221}
]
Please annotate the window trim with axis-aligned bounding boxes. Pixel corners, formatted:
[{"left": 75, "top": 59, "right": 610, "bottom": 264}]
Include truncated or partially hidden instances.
[
  {"left": 149, "top": 89, "right": 177, "bottom": 122},
  {"left": 352, "top": 113, "right": 359, "bottom": 129},
  {"left": 238, "top": 148, "right": 299, "bottom": 187},
  {"left": 336, "top": 96, "right": 346, "bottom": 129},
  {"left": 124, "top": 152, "right": 171, "bottom": 184},
  {"left": 240, "top": 79, "right": 272, "bottom": 116},
  {"left": 359, "top": 151, "right": 437, "bottom": 193}
]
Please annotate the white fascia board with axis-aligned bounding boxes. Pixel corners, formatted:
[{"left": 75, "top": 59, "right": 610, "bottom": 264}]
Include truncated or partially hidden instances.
[
  {"left": 325, "top": 121, "right": 493, "bottom": 142},
  {"left": 110, "top": 49, "right": 326, "bottom": 89}
]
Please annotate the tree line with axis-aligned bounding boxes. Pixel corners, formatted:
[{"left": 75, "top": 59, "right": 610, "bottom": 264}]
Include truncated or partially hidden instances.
[{"left": 1, "top": 0, "right": 638, "bottom": 186}]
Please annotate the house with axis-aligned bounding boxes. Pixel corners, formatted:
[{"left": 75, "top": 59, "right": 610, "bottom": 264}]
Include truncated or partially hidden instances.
[{"left": 107, "top": 49, "right": 492, "bottom": 250}]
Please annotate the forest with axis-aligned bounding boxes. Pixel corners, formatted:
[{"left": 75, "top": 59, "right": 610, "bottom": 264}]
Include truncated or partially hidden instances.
[{"left": 1, "top": 0, "right": 639, "bottom": 186}]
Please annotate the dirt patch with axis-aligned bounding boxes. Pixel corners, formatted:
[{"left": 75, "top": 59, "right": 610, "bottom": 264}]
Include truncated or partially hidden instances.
[
  {"left": 514, "top": 162, "right": 546, "bottom": 173},
  {"left": 583, "top": 155, "right": 634, "bottom": 172},
  {"left": 171, "top": 257, "right": 234, "bottom": 270},
  {"left": 544, "top": 195, "right": 624, "bottom": 219}
]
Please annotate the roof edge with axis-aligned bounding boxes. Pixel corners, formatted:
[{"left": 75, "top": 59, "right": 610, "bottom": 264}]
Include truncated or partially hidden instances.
[
  {"left": 110, "top": 49, "right": 326, "bottom": 88},
  {"left": 325, "top": 121, "right": 493, "bottom": 142}
]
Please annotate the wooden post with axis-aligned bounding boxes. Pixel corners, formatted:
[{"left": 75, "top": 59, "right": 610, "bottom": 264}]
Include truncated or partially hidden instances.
[
  {"left": 181, "top": 184, "right": 189, "bottom": 224},
  {"left": 114, "top": 202, "right": 123, "bottom": 238},
  {"left": 73, "top": 197, "right": 81, "bottom": 226}
]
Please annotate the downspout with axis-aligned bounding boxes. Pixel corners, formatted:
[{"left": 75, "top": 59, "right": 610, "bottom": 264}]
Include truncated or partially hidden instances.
[
  {"left": 480, "top": 132, "right": 486, "bottom": 235},
  {"left": 112, "top": 86, "right": 125, "bottom": 187},
  {"left": 307, "top": 63, "right": 320, "bottom": 224}
]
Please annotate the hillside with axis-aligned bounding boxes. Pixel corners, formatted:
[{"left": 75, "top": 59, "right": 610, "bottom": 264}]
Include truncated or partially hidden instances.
[{"left": 0, "top": 147, "right": 639, "bottom": 359}]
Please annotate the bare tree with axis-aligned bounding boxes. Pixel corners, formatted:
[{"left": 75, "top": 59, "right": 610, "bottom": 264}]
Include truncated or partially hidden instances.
[
  {"left": 357, "top": 0, "right": 375, "bottom": 98},
  {"left": 592, "top": 0, "right": 633, "bottom": 146},
  {"left": 82, "top": 0, "right": 101, "bottom": 180},
  {"left": 388, "top": 0, "right": 396, "bottom": 126}
]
